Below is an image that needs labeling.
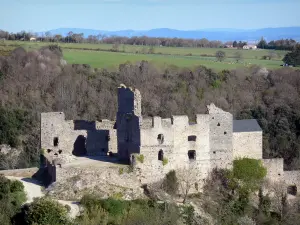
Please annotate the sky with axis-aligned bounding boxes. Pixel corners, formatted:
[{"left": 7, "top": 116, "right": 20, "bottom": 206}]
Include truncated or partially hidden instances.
[{"left": 0, "top": 0, "right": 300, "bottom": 32}]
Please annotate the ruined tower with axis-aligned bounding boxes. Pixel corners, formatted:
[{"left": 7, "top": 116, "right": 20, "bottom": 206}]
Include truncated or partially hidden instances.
[
  {"left": 116, "top": 84, "right": 142, "bottom": 162},
  {"left": 207, "top": 103, "right": 233, "bottom": 169}
]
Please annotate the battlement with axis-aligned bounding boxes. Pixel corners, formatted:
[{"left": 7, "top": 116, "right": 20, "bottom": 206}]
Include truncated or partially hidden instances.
[{"left": 140, "top": 114, "right": 210, "bottom": 130}]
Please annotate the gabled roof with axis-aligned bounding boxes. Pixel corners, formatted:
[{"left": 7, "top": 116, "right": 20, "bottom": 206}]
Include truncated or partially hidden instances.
[{"left": 233, "top": 119, "right": 262, "bottom": 133}]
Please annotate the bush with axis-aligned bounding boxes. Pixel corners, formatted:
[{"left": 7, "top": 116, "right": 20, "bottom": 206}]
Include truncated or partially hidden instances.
[
  {"left": 162, "top": 170, "right": 179, "bottom": 195},
  {"left": 75, "top": 205, "right": 108, "bottom": 225},
  {"left": 118, "top": 167, "right": 124, "bottom": 175},
  {"left": 79, "top": 194, "right": 181, "bottom": 225},
  {"left": 0, "top": 175, "right": 26, "bottom": 224},
  {"left": 231, "top": 157, "right": 267, "bottom": 192},
  {"left": 215, "top": 50, "right": 226, "bottom": 62},
  {"left": 24, "top": 197, "right": 70, "bottom": 225},
  {"left": 64, "top": 204, "right": 71, "bottom": 212},
  {"left": 136, "top": 154, "right": 144, "bottom": 163},
  {"left": 127, "top": 165, "right": 134, "bottom": 173},
  {"left": 112, "top": 192, "right": 123, "bottom": 200},
  {"left": 162, "top": 157, "right": 168, "bottom": 166}
]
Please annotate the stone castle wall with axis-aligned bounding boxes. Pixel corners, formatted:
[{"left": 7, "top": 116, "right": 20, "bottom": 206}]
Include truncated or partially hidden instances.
[
  {"left": 41, "top": 112, "right": 117, "bottom": 160},
  {"left": 233, "top": 131, "right": 263, "bottom": 159},
  {"left": 137, "top": 114, "right": 211, "bottom": 184}
]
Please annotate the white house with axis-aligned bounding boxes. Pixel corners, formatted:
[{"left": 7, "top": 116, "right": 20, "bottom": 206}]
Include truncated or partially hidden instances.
[{"left": 243, "top": 45, "right": 257, "bottom": 50}]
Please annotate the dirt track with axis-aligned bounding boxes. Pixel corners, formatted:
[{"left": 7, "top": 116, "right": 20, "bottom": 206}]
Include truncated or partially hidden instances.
[{"left": 6, "top": 176, "right": 80, "bottom": 218}]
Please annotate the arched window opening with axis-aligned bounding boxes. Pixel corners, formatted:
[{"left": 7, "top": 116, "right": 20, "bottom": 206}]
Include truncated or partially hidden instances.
[
  {"left": 157, "top": 134, "right": 164, "bottom": 144},
  {"left": 188, "top": 135, "right": 197, "bottom": 142},
  {"left": 158, "top": 149, "right": 164, "bottom": 161},
  {"left": 188, "top": 150, "right": 196, "bottom": 160}
]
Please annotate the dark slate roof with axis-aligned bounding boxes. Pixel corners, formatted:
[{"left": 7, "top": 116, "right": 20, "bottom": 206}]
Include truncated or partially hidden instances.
[{"left": 233, "top": 119, "right": 262, "bottom": 133}]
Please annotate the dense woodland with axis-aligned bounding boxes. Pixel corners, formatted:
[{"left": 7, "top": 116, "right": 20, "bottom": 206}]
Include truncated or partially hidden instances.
[
  {"left": 0, "top": 29, "right": 298, "bottom": 50},
  {"left": 0, "top": 45, "right": 300, "bottom": 171}
]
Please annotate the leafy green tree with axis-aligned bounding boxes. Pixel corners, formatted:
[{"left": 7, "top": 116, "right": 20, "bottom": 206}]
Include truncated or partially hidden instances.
[
  {"left": 215, "top": 50, "right": 226, "bottom": 62},
  {"left": 230, "top": 157, "right": 267, "bottom": 194},
  {"left": 283, "top": 44, "right": 300, "bottom": 66},
  {"left": 24, "top": 197, "right": 70, "bottom": 225},
  {"left": 0, "top": 175, "right": 26, "bottom": 225}
]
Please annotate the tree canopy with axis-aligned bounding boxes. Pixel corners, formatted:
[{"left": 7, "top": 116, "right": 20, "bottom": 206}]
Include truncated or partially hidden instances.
[{"left": 283, "top": 44, "right": 300, "bottom": 66}]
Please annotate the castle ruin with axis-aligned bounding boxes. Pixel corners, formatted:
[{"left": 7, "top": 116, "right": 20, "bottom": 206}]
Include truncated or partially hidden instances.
[{"left": 40, "top": 85, "right": 300, "bottom": 195}]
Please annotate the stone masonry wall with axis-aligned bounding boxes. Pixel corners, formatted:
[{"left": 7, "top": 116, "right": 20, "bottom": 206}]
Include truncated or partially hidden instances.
[
  {"left": 41, "top": 112, "right": 117, "bottom": 161},
  {"left": 208, "top": 104, "right": 233, "bottom": 169},
  {"left": 51, "top": 165, "right": 144, "bottom": 201},
  {"left": 284, "top": 171, "right": 300, "bottom": 188},
  {"left": 233, "top": 131, "right": 263, "bottom": 160},
  {"left": 136, "top": 114, "right": 211, "bottom": 185},
  {"left": 263, "top": 158, "right": 284, "bottom": 182}
]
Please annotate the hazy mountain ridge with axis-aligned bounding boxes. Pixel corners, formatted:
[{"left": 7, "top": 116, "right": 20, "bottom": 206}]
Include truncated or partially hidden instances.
[{"left": 42, "top": 27, "right": 300, "bottom": 42}]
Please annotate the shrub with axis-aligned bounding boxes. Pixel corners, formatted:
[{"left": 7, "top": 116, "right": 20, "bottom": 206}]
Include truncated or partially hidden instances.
[
  {"left": 162, "top": 157, "right": 168, "bottom": 166},
  {"left": 136, "top": 154, "right": 144, "bottom": 163},
  {"left": 118, "top": 167, "right": 124, "bottom": 175},
  {"left": 0, "top": 175, "right": 26, "bottom": 223},
  {"left": 127, "top": 165, "right": 134, "bottom": 173},
  {"left": 112, "top": 192, "right": 123, "bottom": 200},
  {"left": 75, "top": 205, "right": 108, "bottom": 225},
  {"left": 25, "top": 197, "right": 70, "bottom": 225},
  {"left": 215, "top": 50, "right": 226, "bottom": 62},
  {"left": 162, "top": 170, "right": 179, "bottom": 195},
  {"left": 61, "top": 204, "right": 70, "bottom": 214},
  {"left": 231, "top": 157, "right": 267, "bottom": 192}
]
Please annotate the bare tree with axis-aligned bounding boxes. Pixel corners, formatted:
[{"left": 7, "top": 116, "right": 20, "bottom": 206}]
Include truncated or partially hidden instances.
[
  {"left": 234, "top": 51, "right": 243, "bottom": 63},
  {"left": 177, "top": 163, "right": 201, "bottom": 203},
  {"left": 215, "top": 50, "right": 226, "bottom": 62},
  {"left": 45, "top": 31, "right": 52, "bottom": 42}
]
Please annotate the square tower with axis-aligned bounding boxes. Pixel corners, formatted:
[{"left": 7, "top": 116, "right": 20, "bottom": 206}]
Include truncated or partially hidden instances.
[{"left": 116, "top": 85, "right": 142, "bottom": 162}]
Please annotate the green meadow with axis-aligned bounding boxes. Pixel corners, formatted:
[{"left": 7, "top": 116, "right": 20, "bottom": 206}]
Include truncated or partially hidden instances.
[{"left": 0, "top": 40, "right": 288, "bottom": 71}]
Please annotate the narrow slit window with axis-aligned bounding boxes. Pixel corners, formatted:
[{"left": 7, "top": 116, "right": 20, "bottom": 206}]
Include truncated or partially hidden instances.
[
  {"left": 158, "top": 149, "right": 164, "bottom": 161},
  {"left": 53, "top": 137, "right": 59, "bottom": 147},
  {"left": 188, "top": 150, "right": 196, "bottom": 160}
]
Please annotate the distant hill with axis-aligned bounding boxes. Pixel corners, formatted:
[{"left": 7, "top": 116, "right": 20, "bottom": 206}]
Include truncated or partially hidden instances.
[{"left": 42, "top": 27, "right": 300, "bottom": 42}]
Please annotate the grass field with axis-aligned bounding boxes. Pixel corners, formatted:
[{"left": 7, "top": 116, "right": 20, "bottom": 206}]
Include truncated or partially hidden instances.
[{"left": 0, "top": 40, "right": 289, "bottom": 71}]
